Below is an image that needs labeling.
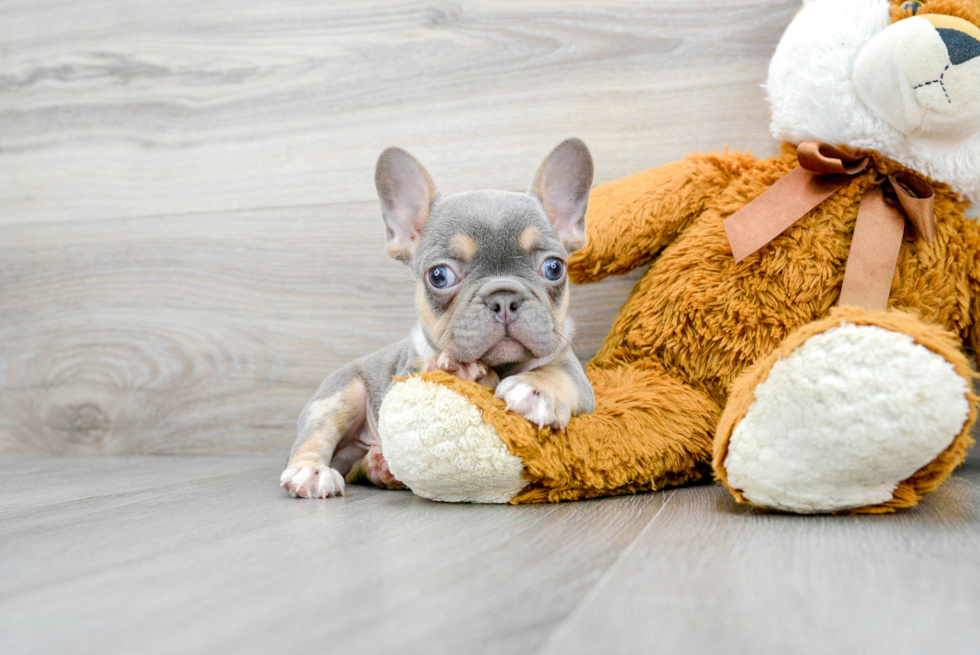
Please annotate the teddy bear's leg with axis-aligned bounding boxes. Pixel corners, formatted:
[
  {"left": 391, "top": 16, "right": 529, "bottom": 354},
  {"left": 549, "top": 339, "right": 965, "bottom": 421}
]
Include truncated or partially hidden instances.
[
  {"left": 380, "top": 365, "right": 723, "bottom": 504},
  {"left": 715, "top": 307, "right": 977, "bottom": 514},
  {"left": 515, "top": 363, "right": 722, "bottom": 502}
]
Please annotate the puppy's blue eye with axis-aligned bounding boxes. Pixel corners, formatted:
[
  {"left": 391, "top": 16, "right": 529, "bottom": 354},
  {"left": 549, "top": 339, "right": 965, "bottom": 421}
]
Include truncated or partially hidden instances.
[
  {"left": 427, "top": 265, "right": 458, "bottom": 289},
  {"left": 541, "top": 257, "right": 565, "bottom": 281}
]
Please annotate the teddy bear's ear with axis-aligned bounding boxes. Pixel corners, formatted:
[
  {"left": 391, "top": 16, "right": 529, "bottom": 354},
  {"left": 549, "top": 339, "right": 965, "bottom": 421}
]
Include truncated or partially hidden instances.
[{"left": 531, "top": 138, "right": 594, "bottom": 252}]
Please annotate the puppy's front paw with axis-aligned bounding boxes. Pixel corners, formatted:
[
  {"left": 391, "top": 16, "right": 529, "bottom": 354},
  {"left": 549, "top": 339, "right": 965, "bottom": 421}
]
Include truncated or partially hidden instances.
[
  {"left": 423, "top": 353, "right": 499, "bottom": 389},
  {"left": 280, "top": 464, "right": 345, "bottom": 498},
  {"left": 495, "top": 375, "right": 571, "bottom": 430}
]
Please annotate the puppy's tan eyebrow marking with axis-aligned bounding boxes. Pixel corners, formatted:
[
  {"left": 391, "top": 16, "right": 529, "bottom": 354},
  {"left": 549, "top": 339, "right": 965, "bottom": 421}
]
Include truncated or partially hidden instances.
[
  {"left": 449, "top": 234, "right": 479, "bottom": 261},
  {"left": 519, "top": 226, "right": 542, "bottom": 252}
]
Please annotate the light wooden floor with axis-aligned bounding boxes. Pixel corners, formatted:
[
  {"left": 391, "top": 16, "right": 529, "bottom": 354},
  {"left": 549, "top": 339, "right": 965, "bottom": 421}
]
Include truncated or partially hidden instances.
[
  {"left": 2, "top": 450, "right": 979, "bottom": 655},
  {"left": 4, "top": 2, "right": 980, "bottom": 653}
]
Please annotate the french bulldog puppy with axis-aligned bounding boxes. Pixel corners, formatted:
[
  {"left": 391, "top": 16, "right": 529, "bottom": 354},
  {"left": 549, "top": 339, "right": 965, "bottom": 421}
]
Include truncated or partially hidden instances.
[{"left": 280, "top": 139, "right": 596, "bottom": 498}]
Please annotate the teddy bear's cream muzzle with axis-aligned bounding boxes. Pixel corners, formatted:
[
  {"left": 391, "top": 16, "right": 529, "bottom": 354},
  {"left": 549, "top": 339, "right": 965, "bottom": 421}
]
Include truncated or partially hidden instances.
[{"left": 854, "top": 13, "right": 980, "bottom": 142}]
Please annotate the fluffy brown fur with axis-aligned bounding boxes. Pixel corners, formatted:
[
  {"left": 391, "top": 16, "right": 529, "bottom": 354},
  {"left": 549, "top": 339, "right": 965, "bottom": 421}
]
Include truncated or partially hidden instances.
[
  {"left": 573, "top": 144, "right": 980, "bottom": 511},
  {"left": 415, "top": 368, "right": 718, "bottom": 503},
  {"left": 413, "top": 139, "right": 980, "bottom": 509},
  {"left": 572, "top": 144, "right": 980, "bottom": 401},
  {"left": 404, "top": 1, "right": 980, "bottom": 508},
  {"left": 892, "top": 0, "right": 980, "bottom": 25}
]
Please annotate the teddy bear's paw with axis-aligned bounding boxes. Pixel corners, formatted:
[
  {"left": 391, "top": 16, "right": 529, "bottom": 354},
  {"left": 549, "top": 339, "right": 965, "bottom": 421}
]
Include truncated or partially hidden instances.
[
  {"left": 495, "top": 376, "right": 571, "bottom": 430},
  {"left": 280, "top": 464, "right": 346, "bottom": 499},
  {"left": 723, "top": 322, "right": 972, "bottom": 513},
  {"left": 379, "top": 375, "right": 527, "bottom": 503}
]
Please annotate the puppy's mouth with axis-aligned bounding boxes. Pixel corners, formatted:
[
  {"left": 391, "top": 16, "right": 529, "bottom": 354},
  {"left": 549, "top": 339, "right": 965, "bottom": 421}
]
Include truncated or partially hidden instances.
[
  {"left": 443, "top": 322, "right": 548, "bottom": 368},
  {"left": 480, "top": 336, "right": 532, "bottom": 367}
]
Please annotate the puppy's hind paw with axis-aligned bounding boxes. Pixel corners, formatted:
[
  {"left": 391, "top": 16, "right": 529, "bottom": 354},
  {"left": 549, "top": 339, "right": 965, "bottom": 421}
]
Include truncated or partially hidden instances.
[
  {"left": 495, "top": 376, "right": 571, "bottom": 430},
  {"left": 366, "top": 446, "right": 408, "bottom": 490},
  {"left": 280, "top": 464, "right": 345, "bottom": 498}
]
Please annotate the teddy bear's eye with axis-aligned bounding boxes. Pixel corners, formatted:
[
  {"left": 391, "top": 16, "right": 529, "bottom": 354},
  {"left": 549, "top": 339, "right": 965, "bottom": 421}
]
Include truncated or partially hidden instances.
[{"left": 900, "top": 1, "right": 923, "bottom": 16}]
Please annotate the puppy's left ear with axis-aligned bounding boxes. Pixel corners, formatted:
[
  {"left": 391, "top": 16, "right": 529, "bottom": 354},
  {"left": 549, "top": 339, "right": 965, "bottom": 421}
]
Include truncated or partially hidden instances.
[{"left": 531, "top": 138, "right": 594, "bottom": 252}]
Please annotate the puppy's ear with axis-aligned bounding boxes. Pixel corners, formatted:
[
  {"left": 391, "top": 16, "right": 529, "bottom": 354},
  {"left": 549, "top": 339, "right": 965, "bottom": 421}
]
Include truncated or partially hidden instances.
[
  {"left": 531, "top": 138, "right": 594, "bottom": 252},
  {"left": 375, "top": 147, "right": 439, "bottom": 263}
]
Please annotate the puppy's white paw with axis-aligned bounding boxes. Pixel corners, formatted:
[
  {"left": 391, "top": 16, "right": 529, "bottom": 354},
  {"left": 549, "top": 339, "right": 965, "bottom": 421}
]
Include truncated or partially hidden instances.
[
  {"left": 423, "top": 353, "right": 499, "bottom": 388},
  {"left": 495, "top": 376, "right": 571, "bottom": 430},
  {"left": 280, "top": 464, "right": 345, "bottom": 498}
]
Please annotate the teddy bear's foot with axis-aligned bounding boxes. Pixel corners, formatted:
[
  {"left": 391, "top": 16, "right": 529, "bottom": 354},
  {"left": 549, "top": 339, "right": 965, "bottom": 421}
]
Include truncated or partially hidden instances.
[
  {"left": 379, "top": 374, "right": 527, "bottom": 503},
  {"left": 715, "top": 308, "right": 976, "bottom": 514}
]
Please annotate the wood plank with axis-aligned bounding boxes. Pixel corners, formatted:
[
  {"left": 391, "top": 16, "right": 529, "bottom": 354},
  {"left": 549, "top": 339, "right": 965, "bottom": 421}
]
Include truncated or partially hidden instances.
[
  {"left": 0, "top": 455, "right": 669, "bottom": 655},
  {"left": 0, "top": 457, "right": 369, "bottom": 598},
  {"left": 3, "top": 456, "right": 977, "bottom": 654},
  {"left": 0, "top": 454, "right": 271, "bottom": 512},
  {"left": 0, "top": 0, "right": 791, "bottom": 224},
  {"left": 538, "top": 459, "right": 980, "bottom": 655},
  {"left": 0, "top": 202, "right": 641, "bottom": 454}
]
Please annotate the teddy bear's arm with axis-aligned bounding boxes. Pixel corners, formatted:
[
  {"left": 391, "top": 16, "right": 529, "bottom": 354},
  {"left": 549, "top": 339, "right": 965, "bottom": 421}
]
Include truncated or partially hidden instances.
[{"left": 568, "top": 151, "right": 756, "bottom": 284}]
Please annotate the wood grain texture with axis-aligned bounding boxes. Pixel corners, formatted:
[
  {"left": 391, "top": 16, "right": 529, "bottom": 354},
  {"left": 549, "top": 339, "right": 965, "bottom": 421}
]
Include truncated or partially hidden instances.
[
  {"left": 0, "top": 201, "right": 642, "bottom": 454},
  {"left": 539, "top": 456, "right": 980, "bottom": 655},
  {"left": 0, "top": 0, "right": 790, "bottom": 225},
  {"left": 0, "top": 455, "right": 669, "bottom": 655},
  {"left": 1, "top": 0, "right": 793, "bottom": 455},
  {"left": 0, "top": 454, "right": 269, "bottom": 512},
  {"left": 2, "top": 454, "right": 979, "bottom": 654}
]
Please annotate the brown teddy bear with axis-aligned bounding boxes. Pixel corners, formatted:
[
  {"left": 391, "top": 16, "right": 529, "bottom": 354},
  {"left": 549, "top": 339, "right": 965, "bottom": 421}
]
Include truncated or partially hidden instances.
[{"left": 378, "top": 0, "right": 980, "bottom": 513}]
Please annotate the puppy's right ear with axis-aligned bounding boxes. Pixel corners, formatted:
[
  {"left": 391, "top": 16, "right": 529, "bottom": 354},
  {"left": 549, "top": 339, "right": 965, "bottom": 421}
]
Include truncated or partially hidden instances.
[{"left": 375, "top": 147, "right": 439, "bottom": 263}]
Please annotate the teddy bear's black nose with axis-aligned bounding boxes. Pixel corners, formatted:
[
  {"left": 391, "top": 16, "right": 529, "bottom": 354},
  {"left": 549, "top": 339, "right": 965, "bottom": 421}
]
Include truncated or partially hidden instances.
[{"left": 938, "top": 28, "right": 980, "bottom": 66}]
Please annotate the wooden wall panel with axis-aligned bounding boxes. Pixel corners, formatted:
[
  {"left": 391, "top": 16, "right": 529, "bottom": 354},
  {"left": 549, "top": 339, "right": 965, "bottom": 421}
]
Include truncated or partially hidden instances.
[
  {"left": 0, "top": 0, "right": 792, "bottom": 225},
  {"left": 0, "top": 203, "right": 642, "bottom": 453},
  {"left": 0, "top": 0, "right": 888, "bottom": 454}
]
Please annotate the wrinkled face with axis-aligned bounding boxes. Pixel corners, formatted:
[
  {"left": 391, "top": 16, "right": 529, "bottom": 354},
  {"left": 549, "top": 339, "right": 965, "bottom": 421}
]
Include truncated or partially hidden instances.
[
  {"left": 375, "top": 138, "right": 593, "bottom": 368},
  {"left": 413, "top": 192, "right": 570, "bottom": 367},
  {"left": 854, "top": 2, "right": 980, "bottom": 141}
]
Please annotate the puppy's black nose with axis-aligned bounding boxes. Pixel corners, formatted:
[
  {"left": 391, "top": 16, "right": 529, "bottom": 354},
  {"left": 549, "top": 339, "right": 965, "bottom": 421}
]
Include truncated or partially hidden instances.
[
  {"left": 938, "top": 28, "right": 980, "bottom": 65},
  {"left": 486, "top": 291, "right": 523, "bottom": 324}
]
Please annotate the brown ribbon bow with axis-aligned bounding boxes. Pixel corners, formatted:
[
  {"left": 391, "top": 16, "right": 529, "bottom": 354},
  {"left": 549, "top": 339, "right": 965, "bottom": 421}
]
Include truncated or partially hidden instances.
[{"left": 723, "top": 142, "right": 936, "bottom": 310}]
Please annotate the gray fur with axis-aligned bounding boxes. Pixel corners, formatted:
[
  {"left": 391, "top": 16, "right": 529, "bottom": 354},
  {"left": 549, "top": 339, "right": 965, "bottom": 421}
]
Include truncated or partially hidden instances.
[
  {"left": 290, "top": 338, "right": 417, "bottom": 476},
  {"left": 413, "top": 190, "right": 571, "bottom": 366},
  {"left": 288, "top": 139, "right": 595, "bottom": 485}
]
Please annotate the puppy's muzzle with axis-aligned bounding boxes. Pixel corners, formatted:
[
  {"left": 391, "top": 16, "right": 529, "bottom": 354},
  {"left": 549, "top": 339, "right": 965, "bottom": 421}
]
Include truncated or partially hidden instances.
[
  {"left": 486, "top": 290, "right": 524, "bottom": 325},
  {"left": 478, "top": 279, "right": 527, "bottom": 327}
]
